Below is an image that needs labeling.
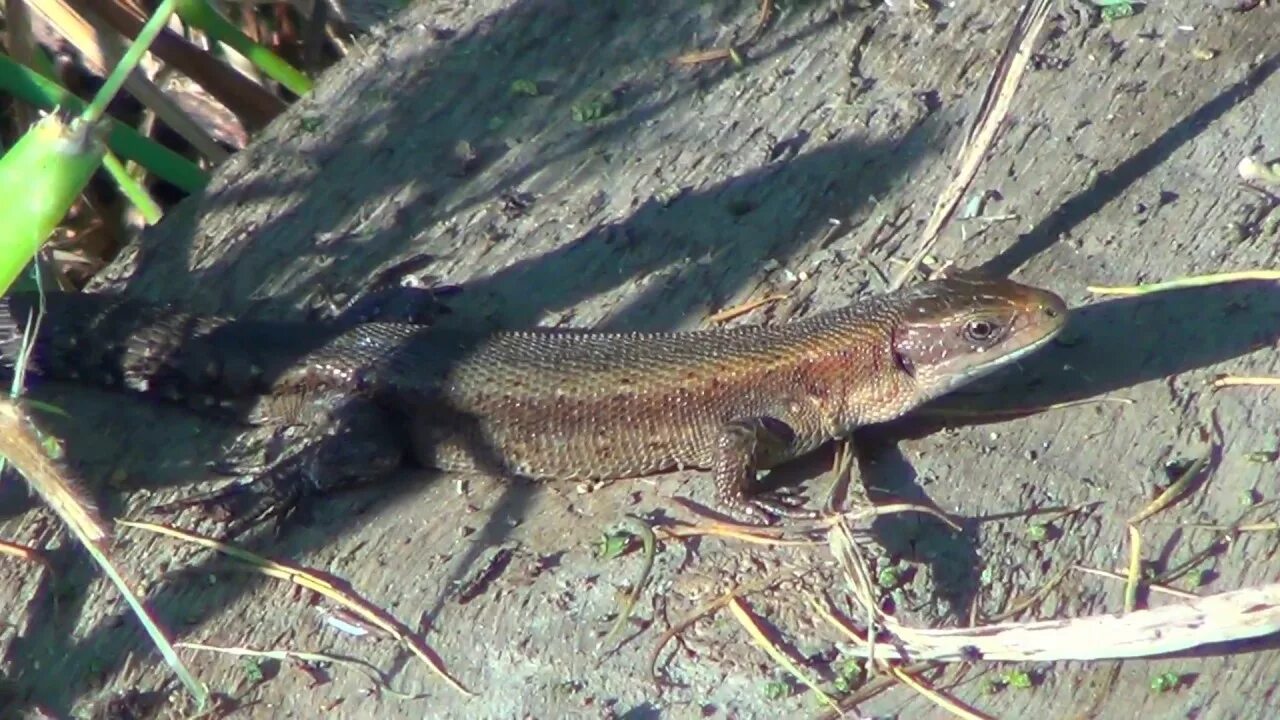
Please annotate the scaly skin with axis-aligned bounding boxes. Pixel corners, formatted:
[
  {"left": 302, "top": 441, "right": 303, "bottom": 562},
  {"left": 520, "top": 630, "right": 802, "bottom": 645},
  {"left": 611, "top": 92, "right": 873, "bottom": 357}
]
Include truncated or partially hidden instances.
[{"left": 0, "top": 272, "right": 1067, "bottom": 522}]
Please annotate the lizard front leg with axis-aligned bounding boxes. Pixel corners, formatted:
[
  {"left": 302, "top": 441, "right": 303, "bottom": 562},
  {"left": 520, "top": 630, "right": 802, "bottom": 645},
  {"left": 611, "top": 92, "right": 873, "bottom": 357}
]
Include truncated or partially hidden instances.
[{"left": 712, "top": 417, "right": 822, "bottom": 524}]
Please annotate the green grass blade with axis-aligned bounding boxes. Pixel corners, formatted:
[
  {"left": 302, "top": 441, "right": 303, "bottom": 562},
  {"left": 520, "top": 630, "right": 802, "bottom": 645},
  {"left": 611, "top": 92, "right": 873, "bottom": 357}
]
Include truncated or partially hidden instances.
[
  {"left": 102, "top": 152, "right": 164, "bottom": 224},
  {"left": 0, "top": 56, "right": 207, "bottom": 193},
  {"left": 0, "top": 113, "right": 107, "bottom": 294},
  {"left": 85, "top": 538, "right": 209, "bottom": 710},
  {"left": 83, "top": 0, "right": 180, "bottom": 126},
  {"left": 176, "top": 0, "right": 313, "bottom": 97}
]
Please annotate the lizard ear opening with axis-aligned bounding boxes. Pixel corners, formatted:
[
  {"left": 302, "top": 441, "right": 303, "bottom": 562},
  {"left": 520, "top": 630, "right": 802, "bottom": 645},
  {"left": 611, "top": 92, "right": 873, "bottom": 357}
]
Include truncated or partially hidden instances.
[
  {"left": 892, "top": 347, "right": 916, "bottom": 377},
  {"left": 890, "top": 323, "right": 918, "bottom": 378}
]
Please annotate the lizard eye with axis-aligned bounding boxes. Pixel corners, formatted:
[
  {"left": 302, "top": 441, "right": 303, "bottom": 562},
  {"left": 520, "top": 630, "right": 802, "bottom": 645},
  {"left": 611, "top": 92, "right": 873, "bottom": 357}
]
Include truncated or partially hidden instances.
[{"left": 963, "top": 319, "right": 997, "bottom": 343}]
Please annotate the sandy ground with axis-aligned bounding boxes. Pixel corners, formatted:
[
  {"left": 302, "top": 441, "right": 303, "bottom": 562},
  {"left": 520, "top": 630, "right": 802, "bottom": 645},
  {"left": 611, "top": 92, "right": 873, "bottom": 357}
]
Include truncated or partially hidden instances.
[{"left": 3, "top": 1, "right": 1280, "bottom": 718}]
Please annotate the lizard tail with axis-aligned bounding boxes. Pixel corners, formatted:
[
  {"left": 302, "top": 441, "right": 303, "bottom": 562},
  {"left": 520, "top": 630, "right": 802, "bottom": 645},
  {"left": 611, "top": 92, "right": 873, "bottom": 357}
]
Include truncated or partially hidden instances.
[
  {"left": 0, "top": 293, "right": 38, "bottom": 370},
  {"left": 0, "top": 291, "right": 192, "bottom": 383}
]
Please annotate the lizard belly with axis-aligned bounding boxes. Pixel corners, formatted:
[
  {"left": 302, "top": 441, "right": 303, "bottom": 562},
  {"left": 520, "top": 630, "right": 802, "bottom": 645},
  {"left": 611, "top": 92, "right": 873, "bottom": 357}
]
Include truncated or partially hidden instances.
[{"left": 413, "top": 392, "right": 721, "bottom": 480}]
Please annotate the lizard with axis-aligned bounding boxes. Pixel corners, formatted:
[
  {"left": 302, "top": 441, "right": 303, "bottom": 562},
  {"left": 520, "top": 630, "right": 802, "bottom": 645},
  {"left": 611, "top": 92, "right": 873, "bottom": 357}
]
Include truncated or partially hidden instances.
[{"left": 0, "top": 271, "right": 1068, "bottom": 524}]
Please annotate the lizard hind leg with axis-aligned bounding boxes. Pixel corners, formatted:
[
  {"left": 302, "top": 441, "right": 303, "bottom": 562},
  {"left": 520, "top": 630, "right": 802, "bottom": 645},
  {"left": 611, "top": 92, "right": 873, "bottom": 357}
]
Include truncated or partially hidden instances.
[
  {"left": 155, "top": 402, "right": 406, "bottom": 535},
  {"left": 709, "top": 417, "right": 821, "bottom": 525},
  {"left": 206, "top": 425, "right": 293, "bottom": 479}
]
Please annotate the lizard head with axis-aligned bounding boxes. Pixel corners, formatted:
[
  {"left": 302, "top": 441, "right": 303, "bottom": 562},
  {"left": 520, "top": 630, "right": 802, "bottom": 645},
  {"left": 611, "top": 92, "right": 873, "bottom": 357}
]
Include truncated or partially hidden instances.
[{"left": 889, "top": 273, "right": 1068, "bottom": 405}]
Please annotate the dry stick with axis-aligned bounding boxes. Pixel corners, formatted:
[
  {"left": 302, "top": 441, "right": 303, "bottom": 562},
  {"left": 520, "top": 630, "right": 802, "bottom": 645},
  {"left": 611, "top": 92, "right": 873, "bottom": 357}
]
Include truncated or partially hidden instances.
[
  {"left": 27, "top": 0, "right": 231, "bottom": 161},
  {"left": 1123, "top": 524, "right": 1144, "bottom": 613},
  {"left": 827, "top": 501, "right": 962, "bottom": 533},
  {"left": 671, "top": 48, "right": 736, "bottom": 67},
  {"left": 815, "top": 662, "right": 944, "bottom": 720},
  {"left": 1234, "top": 522, "right": 1280, "bottom": 531},
  {"left": 1213, "top": 376, "right": 1280, "bottom": 389},
  {"left": 820, "top": 439, "right": 855, "bottom": 515},
  {"left": 829, "top": 519, "right": 881, "bottom": 673},
  {"left": 808, "top": 595, "right": 961, "bottom": 719},
  {"left": 838, "top": 507, "right": 997, "bottom": 711},
  {"left": 666, "top": 496, "right": 950, "bottom": 542},
  {"left": 1177, "top": 500, "right": 1280, "bottom": 535},
  {"left": 1130, "top": 453, "right": 1210, "bottom": 525},
  {"left": 1187, "top": 521, "right": 1280, "bottom": 533},
  {"left": 1155, "top": 535, "right": 1227, "bottom": 588},
  {"left": 983, "top": 563, "right": 1075, "bottom": 623},
  {"left": 706, "top": 293, "right": 789, "bottom": 324},
  {"left": 660, "top": 524, "right": 819, "bottom": 546},
  {"left": 0, "top": 539, "right": 45, "bottom": 563},
  {"left": 727, "top": 596, "right": 843, "bottom": 717},
  {"left": 815, "top": 560, "right": 986, "bottom": 720},
  {"left": 674, "top": 0, "right": 775, "bottom": 66},
  {"left": 661, "top": 499, "right": 820, "bottom": 544},
  {"left": 176, "top": 642, "right": 426, "bottom": 700},
  {"left": 692, "top": 497, "right": 961, "bottom": 541},
  {"left": 648, "top": 569, "right": 803, "bottom": 687},
  {"left": 1088, "top": 270, "right": 1280, "bottom": 296},
  {"left": 832, "top": 518, "right": 988, "bottom": 718},
  {"left": 837, "top": 582, "right": 1280, "bottom": 663},
  {"left": 1124, "top": 451, "right": 1212, "bottom": 611},
  {"left": 745, "top": 0, "right": 775, "bottom": 44},
  {"left": 888, "top": 665, "right": 992, "bottom": 720},
  {"left": 1149, "top": 504, "right": 1270, "bottom": 588},
  {"left": 1072, "top": 566, "right": 1199, "bottom": 601},
  {"left": 809, "top": 455, "right": 1276, "bottom": 697},
  {"left": 891, "top": 0, "right": 1053, "bottom": 289},
  {"left": 119, "top": 519, "right": 473, "bottom": 697}
]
